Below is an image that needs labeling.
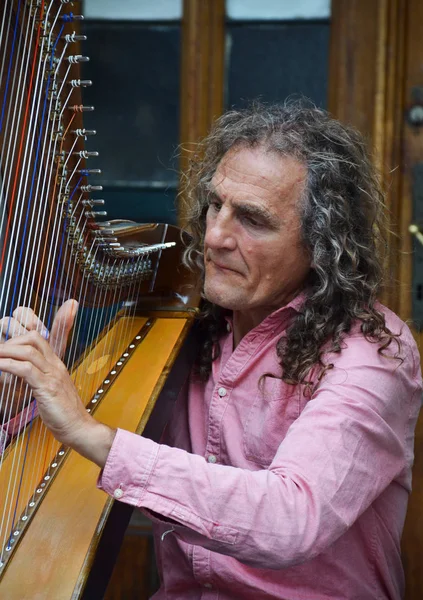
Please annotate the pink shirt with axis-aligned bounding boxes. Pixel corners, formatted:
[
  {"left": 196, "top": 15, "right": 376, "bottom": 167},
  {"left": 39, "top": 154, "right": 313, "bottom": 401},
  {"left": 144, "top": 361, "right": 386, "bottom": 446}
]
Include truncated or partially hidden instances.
[
  {"left": 99, "top": 296, "right": 422, "bottom": 599},
  {"left": 3, "top": 295, "right": 421, "bottom": 599}
]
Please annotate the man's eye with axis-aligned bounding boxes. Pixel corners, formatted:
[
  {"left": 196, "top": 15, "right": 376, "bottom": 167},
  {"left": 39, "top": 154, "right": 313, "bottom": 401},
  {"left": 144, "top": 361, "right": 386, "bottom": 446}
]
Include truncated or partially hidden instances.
[
  {"left": 243, "top": 215, "right": 262, "bottom": 228},
  {"left": 209, "top": 201, "right": 221, "bottom": 212}
]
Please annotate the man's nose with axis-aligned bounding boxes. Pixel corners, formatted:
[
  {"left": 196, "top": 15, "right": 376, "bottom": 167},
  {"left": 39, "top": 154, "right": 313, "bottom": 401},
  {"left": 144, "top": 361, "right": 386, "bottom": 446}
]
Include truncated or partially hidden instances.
[{"left": 205, "top": 210, "right": 237, "bottom": 251}]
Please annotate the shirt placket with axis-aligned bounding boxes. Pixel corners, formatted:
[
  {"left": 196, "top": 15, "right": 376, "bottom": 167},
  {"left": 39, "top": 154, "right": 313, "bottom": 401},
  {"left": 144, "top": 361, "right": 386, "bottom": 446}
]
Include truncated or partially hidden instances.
[
  {"left": 192, "top": 543, "right": 219, "bottom": 596},
  {"left": 205, "top": 326, "right": 273, "bottom": 464},
  {"left": 191, "top": 334, "right": 237, "bottom": 591},
  {"left": 191, "top": 312, "right": 292, "bottom": 594},
  {"left": 204, "top": 381, "right": 231, "bottom": 464}
]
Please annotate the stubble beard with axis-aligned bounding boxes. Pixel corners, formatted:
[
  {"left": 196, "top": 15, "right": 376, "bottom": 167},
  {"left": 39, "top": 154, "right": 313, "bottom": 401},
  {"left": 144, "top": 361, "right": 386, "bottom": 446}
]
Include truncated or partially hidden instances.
[{"left": 203, "top": 276, "right": 248, "bottom": 311}]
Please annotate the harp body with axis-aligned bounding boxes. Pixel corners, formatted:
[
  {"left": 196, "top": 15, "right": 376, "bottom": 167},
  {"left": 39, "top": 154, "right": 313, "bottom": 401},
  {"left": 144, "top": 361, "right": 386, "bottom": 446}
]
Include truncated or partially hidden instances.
[{"left": 0, "top": 2, "right": 199, "bottom": 597}]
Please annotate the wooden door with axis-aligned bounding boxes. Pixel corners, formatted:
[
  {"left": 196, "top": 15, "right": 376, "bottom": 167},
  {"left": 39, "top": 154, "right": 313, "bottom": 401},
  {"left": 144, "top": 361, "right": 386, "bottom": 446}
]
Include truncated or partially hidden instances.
[{"left": 329, "top": 1, "right": 423, "bottom": 597}]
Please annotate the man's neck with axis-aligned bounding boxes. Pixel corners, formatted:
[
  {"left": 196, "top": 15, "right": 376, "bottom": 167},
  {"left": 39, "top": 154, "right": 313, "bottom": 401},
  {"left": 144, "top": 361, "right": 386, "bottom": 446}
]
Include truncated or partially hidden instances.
[
  {"left": 232, "top": 309, "right": 272, "bottom": 348},
  {"left": 231, "top": 289, "right": 305, "bottom": 348}
]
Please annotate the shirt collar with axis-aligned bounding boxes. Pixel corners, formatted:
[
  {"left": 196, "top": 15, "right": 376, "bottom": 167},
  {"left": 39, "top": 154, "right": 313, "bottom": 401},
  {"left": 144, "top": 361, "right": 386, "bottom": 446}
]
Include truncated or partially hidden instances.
[{"left": 224, "top": 289, "right": 308, "bottom": 334}]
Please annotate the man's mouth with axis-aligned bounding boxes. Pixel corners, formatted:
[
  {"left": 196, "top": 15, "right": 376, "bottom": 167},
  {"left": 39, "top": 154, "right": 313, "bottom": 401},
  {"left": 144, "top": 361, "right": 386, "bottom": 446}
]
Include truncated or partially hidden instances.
[{"left": 208, "top": 259, "right": 239, "bottom": 274}]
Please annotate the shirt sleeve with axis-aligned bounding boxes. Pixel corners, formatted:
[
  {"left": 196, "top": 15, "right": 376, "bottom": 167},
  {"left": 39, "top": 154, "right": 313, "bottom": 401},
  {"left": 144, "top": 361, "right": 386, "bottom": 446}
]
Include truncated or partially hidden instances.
[
  {"left": 98, "top": 335, "right": 422, "bottom": 569},
  {"left": 0, "top": 401, "right": 38, "bottom": 455}
]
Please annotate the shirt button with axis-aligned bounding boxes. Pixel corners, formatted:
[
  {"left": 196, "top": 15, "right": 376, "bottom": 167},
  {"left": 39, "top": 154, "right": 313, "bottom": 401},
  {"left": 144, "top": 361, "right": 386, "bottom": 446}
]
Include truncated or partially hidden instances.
[
  {"left": 207, "top": 454, "right": 217, "bottom": 463},
  {"left": 218, "top": 387, "right": 227, "bottom": 397},
  {"left": 113, "top": 488, "right": 124, "bottom": 499},
  {"left": 204, "top": 583, "right": 213, "bottom": 589}
]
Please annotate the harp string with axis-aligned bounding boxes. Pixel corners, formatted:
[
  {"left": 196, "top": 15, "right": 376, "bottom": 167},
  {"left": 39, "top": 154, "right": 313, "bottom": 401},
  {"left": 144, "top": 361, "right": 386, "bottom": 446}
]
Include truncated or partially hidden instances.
[
  {"left": 0, "top": 0, "right": 21, "bottom": 133},
  {"left": 0, "top": 0, "right": 38, "bottom": 321},
  {"left": 5, "top": 399, "right": 37, "bottom": 551},
  {"left": 0, "top": 1, "right": 160, "bottom": 568},
  {"left": 1, "top": 42, "right": 68, "bottom": 550},
  {"left": 31, "top": 113, "right": 76, "bottom": 312},
  {"left": 0, "top": 0, "right": 44, "bottom": 443},
  {"left": 0, "top": 0, "right": 46, "bottom": 277},
  {"left": 10, "top": 31, "right": 68, "bottom": 340},
  {"left": 0, "top": 2, "right": 14, "bottom": 105},
  {"left": 15, "top": 177, "right": 87, "bottom": 492},
  {"left": 26, "top": 178, "right": 81, "bottom": 492},
  {"left": 0, "top": 2, "right": 71, "bottom": 552},
  {"left": 74, "top": 260, "right": 116, "bottom": 402},
  {"left": 0, "top": 5, "right": 64, "bottom": 426},
  {"left": 0, "top": 0, "right": 48, "bottom": 357},
  {"left": 2, "top": 0, "right": 41, "bottom": 556}
]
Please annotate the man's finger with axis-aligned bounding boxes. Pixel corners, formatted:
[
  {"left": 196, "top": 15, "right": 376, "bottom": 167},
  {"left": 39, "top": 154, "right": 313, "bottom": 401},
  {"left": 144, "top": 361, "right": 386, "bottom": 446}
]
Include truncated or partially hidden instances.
[
  {"left": 0, "top": 317, "right": 30, "bottom": 340},
  {"left": 3, "top": 330, "right": 54, "bottom": 363},
  {"left": 12, "top": 306, "right": 49, "bottom": 338},
  {"left": 49, "top": 299, "right": 78, "bottom": 358},
  {"left": 0, "top": 357, "right": 46, "bottom": 394},
  {"left": 0, "top": 341, "right": 50, "bottom": 375}
]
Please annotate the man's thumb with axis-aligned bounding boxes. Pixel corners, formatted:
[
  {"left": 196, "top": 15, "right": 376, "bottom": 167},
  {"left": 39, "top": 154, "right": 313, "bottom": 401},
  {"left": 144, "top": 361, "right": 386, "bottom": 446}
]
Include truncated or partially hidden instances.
[{"left": 49, "top": 299, "right": 79, "bottom": 358}]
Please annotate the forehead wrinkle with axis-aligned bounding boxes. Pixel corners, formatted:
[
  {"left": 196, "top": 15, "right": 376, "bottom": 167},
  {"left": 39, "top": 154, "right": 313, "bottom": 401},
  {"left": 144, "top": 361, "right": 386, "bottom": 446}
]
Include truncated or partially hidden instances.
[
  {"left": 211, "top": 151, "right": 307, "bottom": 205},
  {"left": 213, "top": 159, "right": 283, "bottom": 196},
  {"left": 208, "top": 173, "right": 280, "bottom": 206}
]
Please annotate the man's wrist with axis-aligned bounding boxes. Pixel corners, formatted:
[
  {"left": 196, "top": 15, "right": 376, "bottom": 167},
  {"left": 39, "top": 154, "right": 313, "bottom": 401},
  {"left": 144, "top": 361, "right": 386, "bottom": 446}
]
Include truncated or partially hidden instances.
[{"left": 72, "top": 419, "right": 117, "bottom": 468}]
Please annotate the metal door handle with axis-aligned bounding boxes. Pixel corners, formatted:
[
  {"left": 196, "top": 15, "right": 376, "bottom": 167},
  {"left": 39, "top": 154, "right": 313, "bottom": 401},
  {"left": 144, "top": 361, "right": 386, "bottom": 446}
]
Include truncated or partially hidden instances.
[{"left": 409, "top": 223, "right": 423, "bottom": 246}]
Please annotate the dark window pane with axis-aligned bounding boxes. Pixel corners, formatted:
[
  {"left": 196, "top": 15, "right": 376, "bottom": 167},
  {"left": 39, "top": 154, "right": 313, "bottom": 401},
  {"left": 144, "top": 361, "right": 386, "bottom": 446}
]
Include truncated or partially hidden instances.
[
  {"left": 80, "top": 22, "right": 180, "bottom": 186},
  {"left": 227, "top": 23, "right": 330, "bottom": 109},
  {"left": 101, "top": 187, "right": 178, "bottom": 225}
]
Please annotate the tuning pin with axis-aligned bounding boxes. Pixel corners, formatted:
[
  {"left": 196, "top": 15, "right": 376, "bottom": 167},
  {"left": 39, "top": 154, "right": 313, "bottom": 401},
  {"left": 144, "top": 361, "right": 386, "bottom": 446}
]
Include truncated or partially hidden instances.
[
  {"left": 65, "top": 34, "right": 87, "bottom": 43},
  {"left": 78, "top": 169, "right": 102, "bottom": 175},
  {"left": 80, "top": 184, "right": 103, "bottom": 192},
  {"left": 74, "top": 151, "right": 99, "bottom": 159},
  {"left": 82, "top": 199, "right": 105, "bottom": 206},
  {"left": 96, "top": 236, "right": 118, "bottom": 243},
  {"left": 67, "top": 55, "right": 90, "bottom": 64},
  {"left": 70, "top": 79, "right": 92, "bottom": 88},
  {"left": 85, "top": 211, "right": 107, "bottom": 218},
  {"left": 62, "top": 14, "right": 85, "bottom": 22},
  {"left": 69, "top": 105, "right": 94, "bottom": 113},
  {"left": 73, "top": 128, "right": 96, "bottom": 137}
]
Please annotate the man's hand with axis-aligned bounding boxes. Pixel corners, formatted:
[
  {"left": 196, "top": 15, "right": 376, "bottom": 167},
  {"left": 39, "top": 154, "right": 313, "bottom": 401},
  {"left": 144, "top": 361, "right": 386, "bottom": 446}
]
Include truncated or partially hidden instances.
[
  {"left": 0, "top": 301, "right": 75, "bottom": 419},
  {"left": 0, "top": 301, "right": 116, "bottom": 467}
]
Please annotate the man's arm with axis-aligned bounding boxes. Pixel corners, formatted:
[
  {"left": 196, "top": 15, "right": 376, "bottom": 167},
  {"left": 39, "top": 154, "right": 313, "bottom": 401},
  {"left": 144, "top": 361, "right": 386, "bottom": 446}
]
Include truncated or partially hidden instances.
[{"left": 68, "top": 419, "right": 117, "bottom": 467}]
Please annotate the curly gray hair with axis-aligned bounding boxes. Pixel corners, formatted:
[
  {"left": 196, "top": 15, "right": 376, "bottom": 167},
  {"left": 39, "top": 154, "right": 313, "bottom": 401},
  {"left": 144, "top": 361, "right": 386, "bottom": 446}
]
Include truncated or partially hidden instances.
[{"left": 181, "top": 100, "right": 400, "bottom": 388}]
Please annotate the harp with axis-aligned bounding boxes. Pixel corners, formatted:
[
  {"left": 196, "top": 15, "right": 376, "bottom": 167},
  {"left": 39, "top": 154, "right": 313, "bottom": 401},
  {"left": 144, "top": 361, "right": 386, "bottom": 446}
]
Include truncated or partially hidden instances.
[{"left": 0, "top": 1, "right": 199, "bottom": 597}]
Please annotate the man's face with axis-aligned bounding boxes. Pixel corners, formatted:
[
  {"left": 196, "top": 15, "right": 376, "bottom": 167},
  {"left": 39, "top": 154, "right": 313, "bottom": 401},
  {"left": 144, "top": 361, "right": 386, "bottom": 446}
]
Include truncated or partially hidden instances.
[{"left": 203, "top": 145, "right": 311, "bottom": 318}]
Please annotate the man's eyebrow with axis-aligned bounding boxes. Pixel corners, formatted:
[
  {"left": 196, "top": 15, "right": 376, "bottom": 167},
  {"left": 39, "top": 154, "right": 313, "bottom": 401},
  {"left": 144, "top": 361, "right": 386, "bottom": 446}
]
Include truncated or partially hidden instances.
[
  {"left": 234, "top": 202, "right": 280, "bottom": 227},
  {"left": 206, "top": 186, "right": 280, "bottom": 227}
]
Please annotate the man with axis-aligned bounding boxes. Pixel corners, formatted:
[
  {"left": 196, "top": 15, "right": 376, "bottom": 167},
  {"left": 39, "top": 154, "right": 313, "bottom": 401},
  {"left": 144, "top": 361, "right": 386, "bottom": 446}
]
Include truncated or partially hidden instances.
[{"left": 0, "top": 102, "right": 421, "bottom": 599}]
